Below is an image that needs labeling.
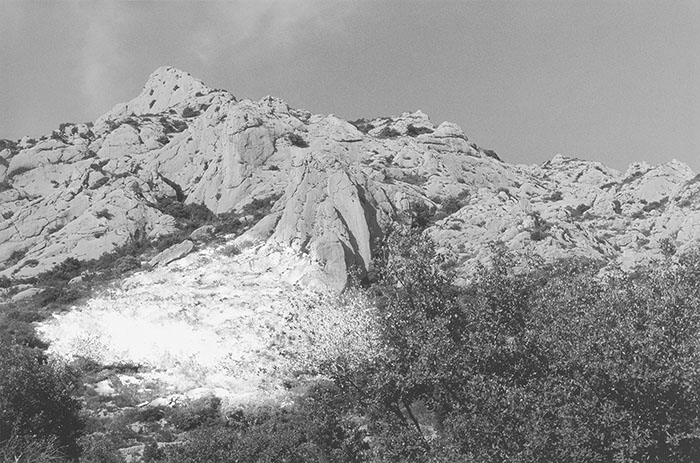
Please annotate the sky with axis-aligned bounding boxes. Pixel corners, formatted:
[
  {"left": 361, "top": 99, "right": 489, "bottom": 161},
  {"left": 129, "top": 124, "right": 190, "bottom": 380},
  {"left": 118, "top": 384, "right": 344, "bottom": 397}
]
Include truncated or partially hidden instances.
[{"left": 1, "top": 0, "right": 699, "bottom": 172}]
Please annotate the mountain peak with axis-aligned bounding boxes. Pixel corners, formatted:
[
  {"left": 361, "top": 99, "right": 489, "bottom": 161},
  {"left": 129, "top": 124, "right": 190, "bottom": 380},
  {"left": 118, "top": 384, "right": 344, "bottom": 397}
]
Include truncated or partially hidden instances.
[
  {"left": 143, "top": 66, "right": 207, "bottom": 94},
  {"left": 97, "top": 66, "right": 213, "bottom": 122}
]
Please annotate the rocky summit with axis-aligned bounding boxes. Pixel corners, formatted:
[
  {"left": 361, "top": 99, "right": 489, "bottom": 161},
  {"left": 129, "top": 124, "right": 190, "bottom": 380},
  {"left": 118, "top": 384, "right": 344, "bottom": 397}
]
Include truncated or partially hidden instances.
[{"left": 1, "top": 66, "right": 699, "bottom": 289}]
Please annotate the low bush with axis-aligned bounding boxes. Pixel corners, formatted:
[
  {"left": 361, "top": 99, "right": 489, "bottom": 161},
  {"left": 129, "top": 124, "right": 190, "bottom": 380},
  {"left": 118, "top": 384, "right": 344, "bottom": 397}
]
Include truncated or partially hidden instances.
[
  {"left": 89, "top": 177, "right": 110, "bottom": 190},
  {"left": 544, "top": 190, "right": 563, "bottom": 202},
  {"left": 78, "top": 433, "right": 126, "bottom": 463},
  {"left": 287, "top": 132, "right": 309, "bottom": 148},
  {"left": 568, "top": 203, "right": 591, "bottom": 220},
  {"left": 642, "top": 197, "right": 668, "bottom": 213},
  {"left": 220, "top": 244, "right": 241, "bottom": 257},
  {"left": 40, "top": 286, "right": 82, "bottom": 307},
  {"left": 7, "top": 248, "right": 27, "bottom": 266},
  {"left": 0, "top": 341, "right": 84, "bottom": 458},
  {"left": 143, "top": 440, "right": 165, "bottom": 462},
  {"left": 376, "top": 126, "right": 400, "bottom": 139},
  {"left": 164, "top": 386, "right": 367, "bottom": 463},
  {"left": 349, "top": 118, "right": 375, "bottom": 134},
  {"left": 402, "top": 172, "right": 428, "bottom": 186},
  {"left": 168, "top": 396, "right": 222, "bottom": 431},
  {"left": 182, "top": 107, "right": 200, "bottom": 118},
  {"left": 405, "top": 124, "right": 433, "bottom": 137}
]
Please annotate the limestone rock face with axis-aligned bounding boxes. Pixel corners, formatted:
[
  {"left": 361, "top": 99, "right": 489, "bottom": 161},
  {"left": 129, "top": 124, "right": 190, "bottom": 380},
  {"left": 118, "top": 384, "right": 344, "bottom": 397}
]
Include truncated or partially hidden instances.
[
  {"left": 149, "top": 240, "right": 195, "bottom": 267},
  {"left": 2, "top": 67, "right": 700, "bottom": 288}
]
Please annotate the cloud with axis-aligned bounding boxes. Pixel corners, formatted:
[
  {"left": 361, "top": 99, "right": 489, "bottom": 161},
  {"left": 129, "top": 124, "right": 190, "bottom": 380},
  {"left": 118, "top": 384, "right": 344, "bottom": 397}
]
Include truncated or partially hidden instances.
[
  {"left": 188, "top": 0, "right": 356, "bottom": 67},
  {"left": 66, "top": 0, "right": 357, "bottom": 116},
  {"left": 71, "top": 3, "right": 129, "bottom": 117}
]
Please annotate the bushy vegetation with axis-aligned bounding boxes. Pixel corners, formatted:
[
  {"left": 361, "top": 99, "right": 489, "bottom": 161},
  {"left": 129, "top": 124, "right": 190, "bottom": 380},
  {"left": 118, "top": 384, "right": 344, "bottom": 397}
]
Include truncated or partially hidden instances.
[
  {"left": 407, "top": 192, "right": 470, "bottom": 230},
  {"left": 3, "top": 213, "right": 700, "bottom": 461},
  {"left": 287, "top": 132, "right": 309, "bottom": 148},
  {"left": 405, "top": 124, "right": 433, "bottom": 137},
  {"left": 181, "top": 106, "right": 200, "bottom": 118},
  {"left": 528, "top": 211, "right": 552, "bottom": 241},
  {"left": 144, "top": 227, "right": 700, "bottom": 462},
  {"left": 0, "top": 341, "right": 83, "bottom": 459},
  {"left": 376, "top": 126, "right": 401, "bottom": 139},
  {"left": 162, "top": 384, "right": 367, "bottom": 463},
  {"left": 348, "top": 118, "right": 375, "bottom": 134}
]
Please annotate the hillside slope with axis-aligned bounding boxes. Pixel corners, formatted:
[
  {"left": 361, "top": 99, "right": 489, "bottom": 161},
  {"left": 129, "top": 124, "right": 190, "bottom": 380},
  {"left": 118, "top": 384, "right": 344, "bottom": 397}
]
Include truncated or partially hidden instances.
[{"left": 1, "top": 66, "right": 699, "bottom": 289}]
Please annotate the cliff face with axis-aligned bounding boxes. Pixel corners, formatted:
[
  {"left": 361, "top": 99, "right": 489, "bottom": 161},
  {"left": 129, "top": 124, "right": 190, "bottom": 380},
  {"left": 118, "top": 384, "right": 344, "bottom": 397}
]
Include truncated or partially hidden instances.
[{"left": 1, "top": 67, "right": 698, "bottom": 288}]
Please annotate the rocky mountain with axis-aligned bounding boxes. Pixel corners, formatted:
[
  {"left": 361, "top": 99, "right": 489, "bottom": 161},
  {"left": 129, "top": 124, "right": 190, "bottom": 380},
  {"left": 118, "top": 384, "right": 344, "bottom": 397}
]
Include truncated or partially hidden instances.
[{"left": 1, "top": 66, "right": 699, "bottom": 289}]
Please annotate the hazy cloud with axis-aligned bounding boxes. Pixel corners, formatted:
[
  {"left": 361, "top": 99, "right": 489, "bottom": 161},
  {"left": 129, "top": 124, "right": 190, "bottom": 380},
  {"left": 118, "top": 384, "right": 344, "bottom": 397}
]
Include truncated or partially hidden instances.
[
  {"left": 188, "top": 0, "right": 356, "bottom": 67},
  {"left": 72, "top": 3, "right": 129, "bottom": 116},
  {"left": 67, "top": 0, "right": 355, "bottom": 114}
]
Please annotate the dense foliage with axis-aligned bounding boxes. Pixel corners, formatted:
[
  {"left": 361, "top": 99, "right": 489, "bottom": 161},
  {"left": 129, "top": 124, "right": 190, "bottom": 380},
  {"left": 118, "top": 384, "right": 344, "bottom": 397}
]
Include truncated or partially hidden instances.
[
  {"left": 162, "top": 384, "right": 366, "bottom": 463},
  {"left": 0, "top": 342, "right": 83, "bottom": 459},
  {"left": 342, "top": 229, "right": 700, "bottom": 462}
]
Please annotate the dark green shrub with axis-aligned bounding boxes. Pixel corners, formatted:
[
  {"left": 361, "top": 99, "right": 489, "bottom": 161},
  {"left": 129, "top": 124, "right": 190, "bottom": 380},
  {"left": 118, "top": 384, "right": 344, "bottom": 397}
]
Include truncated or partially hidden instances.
[
  {"left": 78, "top": 433, "right": 126, "bottom": 463},
  {"left": 659, "top": 238, "right": 677, "bottom": 257},
  {"left": 137, "top": 407, "right": 167, "bottom": 423},
  {"left": 433, "top": 192, "right": 470, "bottom": 221},
  {"left": 405, "top": 124, "right": 433, "bottom": 137},
  {"left": 407, "top": 201, "right": 435, "bottom": 230},
  {"left": 483, "top": 149, "right": 501, "bottom": 161},
  {"left": 349, "top": 118, "right": 374, "bottom": 134},
  {"left": 168, "top": 397, "right": 222, "bottom": 431},
  {"left": 376, "top": 126, "right": 400, "bottom": 139},
  {"left": 182, "top": 107, "right": 200, "bottom": 118},
  {"left": 529, "top": 211, "right": 552, "bottom": 241},
  {"left": 642, "top": 197, "right": 668, "bottom": 213},
  {"left": 89, "top": 177, "right": 110, "bottom": 190},
  {"left": 240, "top": 193, "right": 282, "bottom": 219},
  {"left": 95, "top": 208, "right": 113, "bottom": 219},
  {"left": 156, "top": 198, "right": 215, "bottom": 226},
  {"left": 113, "top": 256, "right": 141, "bottom": 274},
  {"left": 40, "top": 286, "right": 81, "bottom": 306},
  {"left": 6, "top": 308, "right": 44, "bottom": 323},
  {"left": 544, "top": 190, "right": 563, "bottom": 202},
  {"left": 164, "top": 386, "right": 367, "bottom": 463},
  {"left": 159, "top": 117, "right": 188, "bottom": 134},
  {"left": 0, "top": 318, "right": 49, "bottom": 350},
  {"left": 7, "top": 166, "right": 33, "bottom": 179},
  {"left": 0, "top": 138, "right": 18, "bottom": 153},
  {"left": 214, "top": 212, "right": 243, "bottom": 235},
  {"left": 402, "top": 172, "right": 428, "bottom": 186},
  {"left": 40, "top": 257, "right": 82, "bottom": 282},
  {"left": 440, "top": 195, "right": 465, "bottom": 216},
  {"left": 613, "top": 199, "right": 623, "bottom": 214},
  {"left": 220, "top": 244, "right": 241, "bottom": 257},
  {"left": 7, "top": 248, "right": 27, "bottom": 266},
  {"left": 287, "top": 133, "right": 308, "bottom": 148},
  {"left": 0, "top": 341, "right": 83, "bottom": 458},
  {"left": 143, "top": 440, "right": 165, "bottom": 462}
]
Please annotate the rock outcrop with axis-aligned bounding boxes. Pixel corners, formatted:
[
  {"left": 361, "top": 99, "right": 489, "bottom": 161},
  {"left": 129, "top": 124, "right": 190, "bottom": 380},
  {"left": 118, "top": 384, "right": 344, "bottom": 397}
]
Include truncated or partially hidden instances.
[{"left": 2, "top": 66, "right": 699, "bottom": 288}]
